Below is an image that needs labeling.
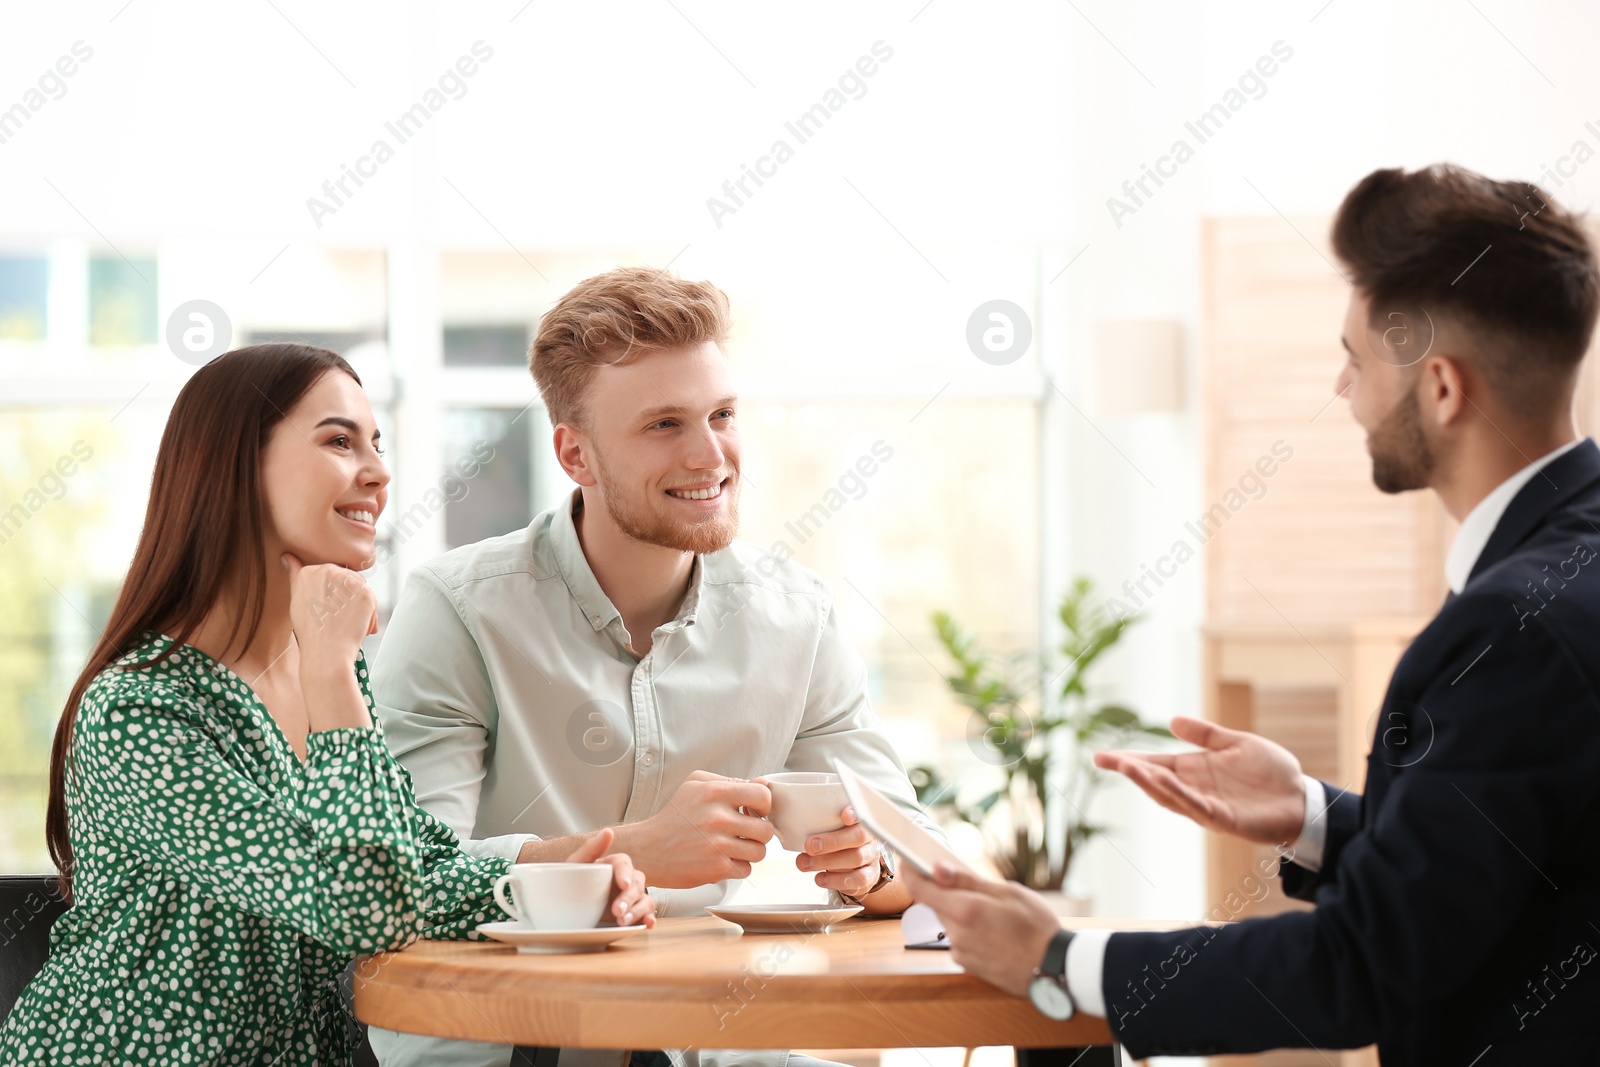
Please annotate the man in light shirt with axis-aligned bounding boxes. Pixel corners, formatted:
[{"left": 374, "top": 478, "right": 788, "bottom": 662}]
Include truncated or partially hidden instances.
[
  {"left": 903, "top": 165, "right": 1600, "bottom": 1065},
  {"left": 368, "top": 267, "right": 934, "bottom": 1067}
]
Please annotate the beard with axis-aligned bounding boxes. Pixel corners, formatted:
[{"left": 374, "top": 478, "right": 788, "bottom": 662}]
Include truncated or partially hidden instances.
[
  {"left": 1368, "top": 389, "right": 1435, "bottom": 494},
  {"left": 591, "top": 450, "right": 740, "bottom": 555}
]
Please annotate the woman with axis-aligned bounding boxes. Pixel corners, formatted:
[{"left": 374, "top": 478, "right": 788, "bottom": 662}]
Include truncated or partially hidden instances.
[{"left": 0, "top": 343, "right": 654, "bottom": 1064}]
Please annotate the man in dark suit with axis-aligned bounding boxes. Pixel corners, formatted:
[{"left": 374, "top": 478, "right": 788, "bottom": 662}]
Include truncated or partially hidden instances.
[{"left": 903, "top": 163, "right": 1600, "bottom": 1064}]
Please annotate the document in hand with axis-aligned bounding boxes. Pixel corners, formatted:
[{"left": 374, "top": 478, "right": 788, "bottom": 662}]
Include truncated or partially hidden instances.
[{"left": 833, "top": 760, "right": 978, "bottom": 881}]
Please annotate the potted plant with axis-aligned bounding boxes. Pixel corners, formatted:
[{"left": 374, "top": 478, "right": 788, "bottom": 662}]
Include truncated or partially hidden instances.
[{"left": 910, "top": 577, "right": 1171, "bottom": 904}]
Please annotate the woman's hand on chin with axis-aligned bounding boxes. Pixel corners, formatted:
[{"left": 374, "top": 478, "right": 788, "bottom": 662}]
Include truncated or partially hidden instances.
[{"left": 283, "top": 552, "right": 379, "bottom": 671}]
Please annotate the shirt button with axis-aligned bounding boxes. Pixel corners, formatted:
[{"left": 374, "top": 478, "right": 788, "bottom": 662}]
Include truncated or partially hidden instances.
[{"left": 640, "top": 750, "right": 655, "bottom": 766}]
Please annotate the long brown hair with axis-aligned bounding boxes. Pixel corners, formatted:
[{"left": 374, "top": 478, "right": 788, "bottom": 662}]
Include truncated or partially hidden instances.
[{"left": 46, "top": 343, "right": 359, "bottom": 901}]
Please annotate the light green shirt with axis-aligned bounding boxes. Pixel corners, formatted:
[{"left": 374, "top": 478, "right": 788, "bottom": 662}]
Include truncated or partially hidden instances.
[{"left": 369, "top": 492, "right": 940, "bottom": 1067}]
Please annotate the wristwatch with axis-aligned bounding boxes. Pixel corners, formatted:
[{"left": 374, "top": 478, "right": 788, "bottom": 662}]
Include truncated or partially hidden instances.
[
  {"left": 1027, "top": 929, "right": 1077, "bottom": 1020},
  {"left": 839, "top": 846, "right": 895, "bottom": 905}
]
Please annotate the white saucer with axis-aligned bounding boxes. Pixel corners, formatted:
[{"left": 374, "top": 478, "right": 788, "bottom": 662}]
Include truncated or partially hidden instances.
[
  {"left": 476, "top": 921, "right": 649, "bottom": 953},
  {"left": 705, "top": 904, "right": 864, "bottom": 934}
]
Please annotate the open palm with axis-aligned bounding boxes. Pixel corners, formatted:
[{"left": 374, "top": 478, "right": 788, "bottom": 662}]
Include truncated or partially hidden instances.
[{"left": 1094, "top": 715, "right": 1306, "bottom": 845}]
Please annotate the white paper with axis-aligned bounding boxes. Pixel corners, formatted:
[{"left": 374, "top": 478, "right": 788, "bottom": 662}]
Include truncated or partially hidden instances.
[{"left": 900, "top": 902, "right": 947, "bottom": 945}]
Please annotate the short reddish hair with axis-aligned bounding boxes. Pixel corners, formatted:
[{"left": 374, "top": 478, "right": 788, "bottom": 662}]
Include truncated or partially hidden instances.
[{"left": 530, "top": 267, "right": 732, "bottom": 427}]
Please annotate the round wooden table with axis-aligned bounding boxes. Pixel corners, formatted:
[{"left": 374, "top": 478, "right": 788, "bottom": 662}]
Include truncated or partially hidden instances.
[{"left": 353, "top": 914, "right": 1177, "bottom": 1051}]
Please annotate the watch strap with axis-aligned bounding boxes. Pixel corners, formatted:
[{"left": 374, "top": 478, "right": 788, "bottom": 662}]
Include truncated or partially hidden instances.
[
  {"left": 840, "top": 846, "right": 895, "bottom": 905},
  {"left": 1040, "top": 928, "right": 1074, "bottom": 978}
]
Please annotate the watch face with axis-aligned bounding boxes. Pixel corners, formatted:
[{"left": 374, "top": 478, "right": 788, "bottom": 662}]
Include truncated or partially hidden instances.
[{"left": 1028, "top": 975, "right": 1075, "bottom": 1020}]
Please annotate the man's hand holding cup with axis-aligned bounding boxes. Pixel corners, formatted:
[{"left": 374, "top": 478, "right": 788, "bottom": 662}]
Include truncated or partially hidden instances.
[{"left": 757, "top": 772, "right": 890, "bottom": 902}]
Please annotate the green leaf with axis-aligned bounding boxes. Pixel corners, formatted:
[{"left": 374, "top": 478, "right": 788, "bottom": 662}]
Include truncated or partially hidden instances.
[
  {"left": 908, "top": 765, "right": 960, "bottom": 808},
  {"left": 969, "top": 789, "right": 1005, "bottom": 819},
  {"left": 931, "top": 581, "right": 1177, "bottom": 889},
  {"left": 1089, "top": 704, "right": 1139, "bottom": 731}
]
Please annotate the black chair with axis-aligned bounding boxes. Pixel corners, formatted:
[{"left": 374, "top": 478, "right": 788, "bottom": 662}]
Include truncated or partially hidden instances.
[
  {"left": 338, "top": 961, "right": 383, "bottom": 1067},
  {"left": 1017, "top": 1047, "right": 1122, "bottom": 1067},
  {"left": 0, "top": 874, "right": 71, "bottom": 1026}
]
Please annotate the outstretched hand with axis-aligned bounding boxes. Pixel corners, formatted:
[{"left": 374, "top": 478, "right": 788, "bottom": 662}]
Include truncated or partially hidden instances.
[{"left": 1094, "top": 715, "right": 1306, "bottom": 845}]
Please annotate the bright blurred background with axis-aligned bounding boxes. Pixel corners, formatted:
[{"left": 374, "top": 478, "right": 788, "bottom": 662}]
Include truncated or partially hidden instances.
[{"left": 4, "top": 3, "right": 1600, "bottom": 1063}]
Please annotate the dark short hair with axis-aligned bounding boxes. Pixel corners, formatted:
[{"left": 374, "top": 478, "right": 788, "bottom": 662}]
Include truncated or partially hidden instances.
[{"left": 1331, "top": 164, "right": 1599, "bottom": 418}]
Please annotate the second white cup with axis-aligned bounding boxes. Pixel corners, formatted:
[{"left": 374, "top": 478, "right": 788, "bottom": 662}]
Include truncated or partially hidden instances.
[
  {"left": 763, "top": 771, "right": 849, "bottom": 852},
  {"left": 492, "top": 863, "right": 614, "bottom": 930}
]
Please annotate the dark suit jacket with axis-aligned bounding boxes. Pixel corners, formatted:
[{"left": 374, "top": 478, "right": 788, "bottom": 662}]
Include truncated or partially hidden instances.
[{"left": 1104, "top": 439, "right": 1600, "bottom": 1064}]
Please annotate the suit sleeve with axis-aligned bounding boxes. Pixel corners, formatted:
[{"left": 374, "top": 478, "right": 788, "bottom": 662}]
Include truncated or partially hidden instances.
[
  {"left": 1100, "top": 601, "right": 1600, "bottom": 1058},
  {"left": 1280, "top": 781, "right": 1362, "bottom": 901}
]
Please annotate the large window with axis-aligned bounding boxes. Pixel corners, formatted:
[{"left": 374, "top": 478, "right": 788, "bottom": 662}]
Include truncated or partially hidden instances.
[
  {"left": 0, "top": 406, "right": 164, "bottom": 868},
  {"left": 0, "top": 240, "right": 1050, "bottom": 872},
  {"left": 0, "top": 256, "right": 48, "bottom": 341},
  {"left": 441, "top": 406, "right": 535, "bottom": 548},
  {"left": 739, "top": 400, "right": 1040, "bottom": 732},
  {"left": 443, "top": 325, "right": 529, "bottom": 369},
  {"left": 87, "top": 255, "right": 157, "bottom": 347}
]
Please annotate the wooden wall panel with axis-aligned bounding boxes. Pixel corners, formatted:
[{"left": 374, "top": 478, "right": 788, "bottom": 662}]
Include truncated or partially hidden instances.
[
  {"left": 1203, "top": 216, "right": 1600, "bottom": 627},
  {"left": 1201, "top": 215, "right": 1446, "bottom": 625}
]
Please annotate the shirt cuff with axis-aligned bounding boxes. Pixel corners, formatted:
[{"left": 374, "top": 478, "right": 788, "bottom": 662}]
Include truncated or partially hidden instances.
[
  {"left": 457, "top": 832, "right": 541, "bottom": 864},
  {"left": 652, "top": 882, "right": 731, "bottom": 919},
  {"left": 1064, "top": 928, "right": 1111, "bottom": 1017},
  {"left": 1283, "top": 774, "right": 1326, "bottom": 873}
]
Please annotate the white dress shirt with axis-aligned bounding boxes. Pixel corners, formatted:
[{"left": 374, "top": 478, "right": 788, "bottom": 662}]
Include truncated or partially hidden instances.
[
  {"left": 368, "top": 491, "right": 941, "bottom": 1067},
  {"left": 1062, "top": 437, "right": 1588, "bottom": 1019},
  {"left": 1442, "top": 437, "right": 1584, "bottom": 596}
]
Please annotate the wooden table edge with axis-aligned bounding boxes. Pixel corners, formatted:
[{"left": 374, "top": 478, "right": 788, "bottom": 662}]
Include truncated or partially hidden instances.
[{"left": 352, "top": 916, "right": 1124, "bottom": 1049}]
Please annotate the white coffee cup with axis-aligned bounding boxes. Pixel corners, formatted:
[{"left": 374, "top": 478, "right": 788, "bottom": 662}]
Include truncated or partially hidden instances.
[
  {"left": 492, "top": 863, "right": 614, "bottom": 930},
  {"left": 762, "top": 771, "right": 849, "bottom": 852}
]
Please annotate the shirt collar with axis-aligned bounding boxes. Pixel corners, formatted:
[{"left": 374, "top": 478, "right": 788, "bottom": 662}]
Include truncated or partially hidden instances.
[
  {"left": 1444, "top": 438, "right": 1585, "bottom": 594},
  {"left": 548, "top": 489, "right": 705, "bottom": 634}
]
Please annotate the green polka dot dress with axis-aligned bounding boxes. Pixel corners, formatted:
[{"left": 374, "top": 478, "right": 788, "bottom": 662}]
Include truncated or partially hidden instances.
[{"left": 0, "top": 631, "right": 512, "bottom": 1065}]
